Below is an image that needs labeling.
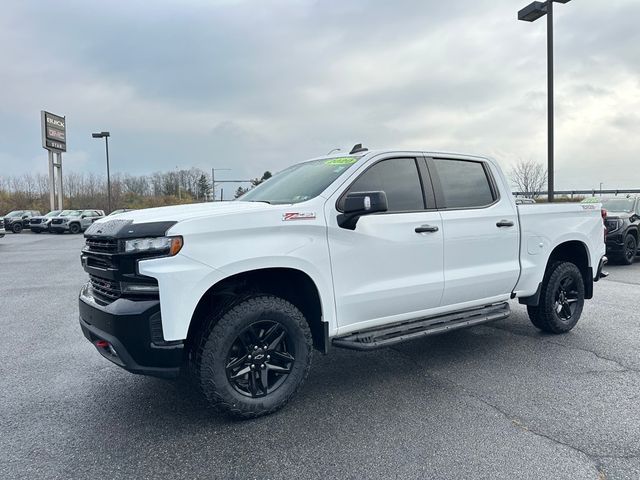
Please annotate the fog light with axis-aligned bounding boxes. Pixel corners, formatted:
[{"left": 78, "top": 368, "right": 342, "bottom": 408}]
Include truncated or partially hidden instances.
[{"left": 121, "top": 283, "right": 160, "bottom": 294}]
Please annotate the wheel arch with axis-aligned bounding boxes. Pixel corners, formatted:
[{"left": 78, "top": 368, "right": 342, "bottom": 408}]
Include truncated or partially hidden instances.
[
  {"left": 519, "top": 240, "right": 593, "bottom": 306},
  {"left": 625, "top": 226, "right": 638, "bottom": 241},
  {"left": 186, "top": 267, "right": 328, "bottom": 353}
]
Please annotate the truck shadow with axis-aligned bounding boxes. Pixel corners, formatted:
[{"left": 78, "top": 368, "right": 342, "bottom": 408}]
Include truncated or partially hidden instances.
[{"left": 83, "top": 325, "right": 515, "bottom": 426}]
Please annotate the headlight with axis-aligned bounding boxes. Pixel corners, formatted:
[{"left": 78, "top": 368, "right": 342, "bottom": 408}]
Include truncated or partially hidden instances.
[{"left": 124, "top": 236, "right": 183, "bottom": 256}]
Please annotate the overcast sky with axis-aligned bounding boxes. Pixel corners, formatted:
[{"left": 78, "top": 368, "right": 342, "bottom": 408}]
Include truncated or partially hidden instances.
[{"left": 1, "top": 0, "right": 638, "bottom": 192}]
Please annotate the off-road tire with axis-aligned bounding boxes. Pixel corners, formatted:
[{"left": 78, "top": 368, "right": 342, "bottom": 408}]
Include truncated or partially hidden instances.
[
  {"left": 527, "top": 261, "right": 585, "bottom": 334},
  {"left": 619, "top": 234, "right": 637, "bottom": 265},
  {"left": 12, "top": 223, "right": 23, "bottom": 233},
  {"left": 69, "top": 223, "right": 81, "bottom": 234},
  {"left": 194, "top": 295, "right": 313, "bottom": 419}
]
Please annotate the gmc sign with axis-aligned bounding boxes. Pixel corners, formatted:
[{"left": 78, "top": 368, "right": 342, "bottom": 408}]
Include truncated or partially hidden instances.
[{"left": 41, "top": 111, "right": 67, "bottom": 152}]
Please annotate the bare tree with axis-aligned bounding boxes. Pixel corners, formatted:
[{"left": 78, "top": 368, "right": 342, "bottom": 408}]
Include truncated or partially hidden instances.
[{"left": 510, "top": 160, "right": 547, "bottom": 199}]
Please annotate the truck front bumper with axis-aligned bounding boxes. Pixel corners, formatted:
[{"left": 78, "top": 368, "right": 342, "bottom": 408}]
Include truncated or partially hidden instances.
[{"left": 78, "top": 283, "right": 184, "bottom": 378}]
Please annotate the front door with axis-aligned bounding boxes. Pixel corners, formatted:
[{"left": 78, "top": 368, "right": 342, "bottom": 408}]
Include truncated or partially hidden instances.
[{"left": 326, "top": 156, "right": 445, "bottom": 334}]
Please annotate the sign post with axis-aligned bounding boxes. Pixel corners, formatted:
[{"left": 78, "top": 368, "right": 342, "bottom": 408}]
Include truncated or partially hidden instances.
[{"left": 41, "top": 111, "right": 67, "bottom": 211}]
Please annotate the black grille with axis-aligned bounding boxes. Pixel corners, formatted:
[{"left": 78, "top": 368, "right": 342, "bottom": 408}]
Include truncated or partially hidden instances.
[
  {"left": 89, "top": 275, "right": 121, "bottom": 301},
  {"left": 31, "top": 218, "right": 42, "bottom": 224},
  {"left": 51, "top": 218, "right": 64, "bottom": 225},
  {"left": 605, "top": 219, "right": 619, "bottom": 232},
  {"left": 86, "top": 238, "right": 119, "bottom": 253}
]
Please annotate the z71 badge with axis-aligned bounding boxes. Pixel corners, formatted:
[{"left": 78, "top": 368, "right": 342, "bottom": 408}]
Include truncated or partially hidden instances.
[{"left": 282, "top": 212, "right": 316, "bottom": 221}]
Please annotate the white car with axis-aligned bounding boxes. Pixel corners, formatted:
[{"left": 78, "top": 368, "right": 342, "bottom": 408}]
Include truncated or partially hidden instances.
[{"left": 79, "top": 147, "right": 606, "bottom": 418}]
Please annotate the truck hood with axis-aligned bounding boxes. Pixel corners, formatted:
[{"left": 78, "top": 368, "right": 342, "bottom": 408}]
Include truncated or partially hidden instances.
[{"left": 92, "top": 201, "right": 274, "bottom": 226}]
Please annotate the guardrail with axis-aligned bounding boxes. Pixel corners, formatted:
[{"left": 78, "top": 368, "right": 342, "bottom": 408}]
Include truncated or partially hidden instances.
[{"left": 514, "top": 189, "right": 640, "bottom": 197}]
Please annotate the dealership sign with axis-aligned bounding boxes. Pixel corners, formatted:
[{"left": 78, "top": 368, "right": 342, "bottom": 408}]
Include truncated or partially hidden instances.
[{"left": 41, "top": 111, "right": 67, "bottom": 152}]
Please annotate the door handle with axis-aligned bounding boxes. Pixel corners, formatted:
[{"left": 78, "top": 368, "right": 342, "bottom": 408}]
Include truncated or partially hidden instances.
[
  {"left": 415, "top": 225, "right": 439, "bottom": 233},
  {"left": 496, "top": 220, "right": 515, "bottom": 228}
]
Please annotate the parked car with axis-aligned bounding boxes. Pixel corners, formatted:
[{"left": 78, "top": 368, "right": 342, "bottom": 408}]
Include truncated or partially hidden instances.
[
  {"left": 108, "top": 209, "right": 135, "bottom": 216},
  {"left": 29, "top": 210, "right": 64, "bottom": 233},
  {"left": 583, "top": 196, "right": 640, "bottom": 265},
  {"left": 79, "top": 147, "right": 606, "bottom": 418},
  {"left": 50, "top": 209, "right": 105, "bottom": 234},
  {"left": 1, "top": 210, "right": 41, "bottom": 233}
]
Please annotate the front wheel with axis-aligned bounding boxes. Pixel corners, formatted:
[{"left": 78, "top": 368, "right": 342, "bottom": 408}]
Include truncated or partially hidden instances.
[
  {"left": 527, "top": 262, "right": 585, "bottom": 334},
  {"left": 12, "top": 223, "right": 23, "bottom": 233},
  {"left": 69, "top": 223, "right": 81, "bottom": 234},
  {"left": 195, "top": 295, "right": 313, "bottom": 419},
  {"left": 620, "top": 234, "right": 637, "bottom": 265}
]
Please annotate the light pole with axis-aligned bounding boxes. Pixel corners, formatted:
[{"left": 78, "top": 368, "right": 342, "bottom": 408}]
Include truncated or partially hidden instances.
[
  {"left": 92, "top": 131, "right": 112, "bottom": 212},
  {"left": 518, "top": 0, "right": 571, "bottom": 203}
]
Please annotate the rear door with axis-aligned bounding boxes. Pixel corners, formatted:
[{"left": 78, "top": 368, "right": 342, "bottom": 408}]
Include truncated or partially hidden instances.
[
  {"left": 326, "top": 155, "right": 445, "bottom": 333},
  {"left": 428, "top": 157, "right": 520, "bottom": 307}
]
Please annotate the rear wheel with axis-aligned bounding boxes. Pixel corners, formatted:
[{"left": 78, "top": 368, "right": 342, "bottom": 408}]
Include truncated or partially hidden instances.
[
  {"left": 620, "top": 234, "right": 637, "bottom": 265},
  {"left": 69, "top": 223, "right": 81, "bottom": 234},
  {"left": 527, "top": 262, "right": 585, "bottom": 334},
  {"left": 194, "top": 295, "right": 313, "bottom": 419}
]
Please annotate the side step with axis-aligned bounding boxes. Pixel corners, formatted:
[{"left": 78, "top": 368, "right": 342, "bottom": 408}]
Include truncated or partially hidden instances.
[{"left": 332, "top": 302, "right": 511, "bottom": 351}]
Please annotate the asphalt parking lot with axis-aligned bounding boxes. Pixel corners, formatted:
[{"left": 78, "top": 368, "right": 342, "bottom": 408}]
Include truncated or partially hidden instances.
[{"left": 1, "top": 232, "right": 639, "bottom": 480}]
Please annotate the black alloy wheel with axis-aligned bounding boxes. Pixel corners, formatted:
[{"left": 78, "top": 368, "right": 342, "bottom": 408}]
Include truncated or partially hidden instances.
[
  {"left": 225, "top": 320, "right": 295, "bottom": 398},
  {"left": 622, "top": 234, "right": 637, "bottom": 265},
  {"left": 69, "top": 223, "right": 81, "bottom": 234},
  {"left": 554, "top": 275, "right": 580, "bottom": 322},
  {"left": 195, "top": 295, "right": 313, "bottom": 418},
  {"left": 527, "top": 261, "right": 585, "bottom": 334},
  {"left": 12, "top": 223, "right": 23, "bottom": 233}
]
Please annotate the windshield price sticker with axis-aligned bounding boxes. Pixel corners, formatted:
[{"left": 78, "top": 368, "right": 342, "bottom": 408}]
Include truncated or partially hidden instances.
[{"left": 325, "top": 157, "right": 357, "bottom": 166}]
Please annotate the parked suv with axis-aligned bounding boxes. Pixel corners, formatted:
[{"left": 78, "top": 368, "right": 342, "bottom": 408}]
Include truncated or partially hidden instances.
[
  {"left": 2, "top": 210, "right": 41, "bottom": 233},
  {"left": 589, "top": 196, "right": 640, "bottom": 265},
  {"left": 29, "top": 210, "right": 64, "bottom": 233},
  {"left": 50, "top": 210, "right": 105, "bottom": 234}
]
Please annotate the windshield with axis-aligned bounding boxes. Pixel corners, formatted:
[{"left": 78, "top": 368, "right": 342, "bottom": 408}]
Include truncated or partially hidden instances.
[
  {"left": 45, "top": 210, "right": 61, "bottom": 217},
  {"left": 6, "top": 211, "right": 24, "bottom": 217},
  {"left": 240, "top": 157, "right": 360, "bottom": 204},
  {"left": 601, "top": 198, "right": 635, "bottom": 212}
]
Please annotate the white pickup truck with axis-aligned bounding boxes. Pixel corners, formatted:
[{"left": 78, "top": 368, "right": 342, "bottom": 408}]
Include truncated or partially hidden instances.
[{"left": 79, "top": 146, "right": 606, "bottom": 418}]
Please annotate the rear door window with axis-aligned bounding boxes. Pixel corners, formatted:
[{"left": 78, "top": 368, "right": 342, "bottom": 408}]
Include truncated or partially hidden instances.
[{"left": 432, "top": 159, "right": 496, "bottom": 209}]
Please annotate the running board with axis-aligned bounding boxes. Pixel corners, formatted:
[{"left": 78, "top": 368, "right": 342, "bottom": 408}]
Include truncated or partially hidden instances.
[{"left": 332, "top": 302, "right": 511, "bottom": 351}]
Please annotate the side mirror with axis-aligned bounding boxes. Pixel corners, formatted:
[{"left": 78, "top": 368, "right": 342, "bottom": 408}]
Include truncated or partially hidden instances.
[
  {"left": 22, "top": 215, "right": 28, "bottom": 219},
  {"left": 81, "top": 215, "right": 87, "bottom": 219},
  {"left": 338, "top": 191, "right": 388, "bottom": 229}
]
